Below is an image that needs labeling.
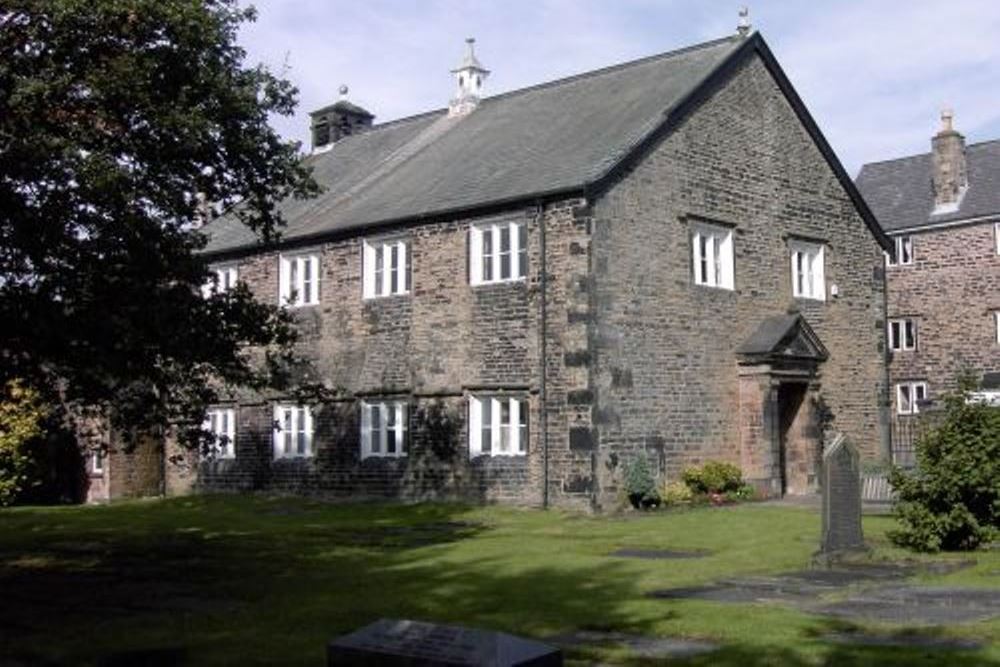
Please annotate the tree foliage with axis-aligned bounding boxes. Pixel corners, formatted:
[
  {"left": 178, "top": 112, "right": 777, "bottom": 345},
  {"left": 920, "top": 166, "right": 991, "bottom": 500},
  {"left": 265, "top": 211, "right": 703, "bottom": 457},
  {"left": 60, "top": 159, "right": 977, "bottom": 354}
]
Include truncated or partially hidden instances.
[
  {"left": 0, "top": 1, "right": 319, "bottom": 440},
  {"left": 889, "top": 382, "right": 1000, "bottom": 552},
  {"left": 0, "top": 380, "right": 48, "bottom": 505}
]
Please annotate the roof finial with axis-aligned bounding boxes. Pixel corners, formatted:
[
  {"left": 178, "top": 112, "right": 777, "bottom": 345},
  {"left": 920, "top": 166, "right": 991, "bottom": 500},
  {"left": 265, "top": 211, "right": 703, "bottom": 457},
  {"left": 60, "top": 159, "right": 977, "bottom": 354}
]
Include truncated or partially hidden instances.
[
  {"left": 940, "top": 107, "right": 954, "bottom": 133},
  {"left": 338, "top": 84, "right": 349, "bottom": 100},
  {"left": 737, "top": 6, "right": 751, "bottom": 37}
]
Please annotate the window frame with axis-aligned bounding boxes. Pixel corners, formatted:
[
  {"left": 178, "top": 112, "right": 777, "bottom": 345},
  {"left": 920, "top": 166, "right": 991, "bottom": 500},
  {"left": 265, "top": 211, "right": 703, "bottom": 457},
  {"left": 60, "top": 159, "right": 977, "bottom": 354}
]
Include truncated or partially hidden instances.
[
  {"left": 202, "top": 264, "right": 238, "bottom": 297},
  {"left": 896, "top": 381, "right": 928, "bottom": 415},
  {"left": 203, "top": 408, "right": 236, "bottom": 460},
  {"left": 885, "top": 235, "right": 913, "bottom": 267},
  {"left": 788, "top": 239, "right": 826, "bottom": 301},
  {"left": 91, "top": 448, "right": 104, "bottom": 474},
  {"left": 994, "top": 222, "right": 1000, "bottom": 255},
  {"left": 278, "top": 253, "right": 321, "bottom": 307},
  {"left": 273, "top": 405, "right": 314, "bottom": 459},
  {"left": 362, "top": 238, "right": 410, "bottom": 299},
  {"left": 360, "top": 400, "right": 408, "bottom": 459},
  {"left": 469, "top": 221, "right": 527, "bottom": 285},
  {"left": 690, "top": 221, "right": 735, "bottom": 290},
  {"left": 888, "top": 317, "right": 917, "bottom": 352},
  {"left": 468, "top": 396, "right": 528, "bottom": 457}
]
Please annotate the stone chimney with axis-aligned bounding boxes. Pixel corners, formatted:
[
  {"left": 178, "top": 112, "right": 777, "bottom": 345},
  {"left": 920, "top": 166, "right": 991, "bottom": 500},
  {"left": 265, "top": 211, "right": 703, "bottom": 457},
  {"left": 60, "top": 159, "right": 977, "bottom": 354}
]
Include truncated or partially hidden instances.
[
  {"left": 449, "top": 38, "right": 490, "bottom": 117},
  {"left": 931, "top": 108, "right": 968, "bottom": 212},
  {"left": 309, "top": 86, "right": 374, "bottom": 151}
]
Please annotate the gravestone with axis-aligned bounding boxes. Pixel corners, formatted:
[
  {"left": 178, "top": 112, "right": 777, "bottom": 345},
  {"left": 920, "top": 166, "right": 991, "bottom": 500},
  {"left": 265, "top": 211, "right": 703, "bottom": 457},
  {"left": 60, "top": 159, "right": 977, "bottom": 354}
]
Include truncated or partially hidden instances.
[
  {"left": 327, "top": 618, "right": 563, "bottom": 666},
  {"left": 816, "top": 433, "right": 866, "bottom": 562}
]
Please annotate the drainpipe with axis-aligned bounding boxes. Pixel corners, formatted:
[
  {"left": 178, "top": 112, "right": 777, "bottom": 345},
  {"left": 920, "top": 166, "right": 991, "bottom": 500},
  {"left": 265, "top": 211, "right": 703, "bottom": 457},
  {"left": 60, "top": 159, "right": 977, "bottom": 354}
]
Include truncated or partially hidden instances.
[
  {"left": 878, "top": 262, "right": 893, "bottom": 464},
  {"left": 537, "top": 201, "right": 549, "bottom": 509}
]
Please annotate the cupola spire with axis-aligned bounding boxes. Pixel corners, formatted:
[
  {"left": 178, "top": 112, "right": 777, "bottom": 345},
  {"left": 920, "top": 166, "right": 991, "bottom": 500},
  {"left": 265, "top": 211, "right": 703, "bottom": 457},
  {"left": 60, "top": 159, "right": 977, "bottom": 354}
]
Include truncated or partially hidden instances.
[{"left": 449, "top": 37, "right": 490, "bottom": 117}]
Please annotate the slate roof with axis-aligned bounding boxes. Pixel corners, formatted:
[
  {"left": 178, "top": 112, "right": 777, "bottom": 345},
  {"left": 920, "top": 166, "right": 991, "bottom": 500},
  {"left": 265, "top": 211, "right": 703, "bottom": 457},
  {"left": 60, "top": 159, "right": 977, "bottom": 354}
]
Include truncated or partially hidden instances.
[
  {"left": 856, "top": 139, "right": 1000, "bottom": 233},
  {"left": 203, "top": 32, "right": 888, "bottom": 256}
]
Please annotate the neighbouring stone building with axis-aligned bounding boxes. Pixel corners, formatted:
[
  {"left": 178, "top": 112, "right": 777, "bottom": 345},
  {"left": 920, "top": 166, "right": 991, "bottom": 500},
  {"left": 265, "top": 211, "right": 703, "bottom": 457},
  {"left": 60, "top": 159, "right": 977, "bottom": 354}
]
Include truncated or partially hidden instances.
[
  {"left": 157, "top": 27, "right": 890, "bottom": 510},
  {"left": 856, "top": 111, "right": 1000, "bottom": 421}
]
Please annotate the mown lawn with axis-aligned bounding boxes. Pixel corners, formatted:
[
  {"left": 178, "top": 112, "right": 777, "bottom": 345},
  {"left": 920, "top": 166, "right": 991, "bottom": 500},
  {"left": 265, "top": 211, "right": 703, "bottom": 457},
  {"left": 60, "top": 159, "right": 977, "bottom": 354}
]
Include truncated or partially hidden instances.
[{"left": 0, "top": 496, "right": 997, "bottom": 666}]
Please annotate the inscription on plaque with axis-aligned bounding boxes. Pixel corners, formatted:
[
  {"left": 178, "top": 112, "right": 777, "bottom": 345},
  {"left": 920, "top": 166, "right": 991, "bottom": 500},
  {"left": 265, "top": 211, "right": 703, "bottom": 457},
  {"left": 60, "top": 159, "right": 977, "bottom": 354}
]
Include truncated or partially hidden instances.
[
  {"left": 818, "top": 433, "right": 865, "bottom": 557},
  {"left": 328, "top": 618, "right": 563, "bottom": 666}
]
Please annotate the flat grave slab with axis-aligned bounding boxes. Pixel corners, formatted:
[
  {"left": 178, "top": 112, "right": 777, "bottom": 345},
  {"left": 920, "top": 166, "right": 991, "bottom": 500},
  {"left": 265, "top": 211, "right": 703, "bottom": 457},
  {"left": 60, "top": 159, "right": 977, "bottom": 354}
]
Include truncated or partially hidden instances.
[
  {"left": 816, "top": 586, "right": 1000, "bottom": 625},
  {"left": 609, "top": 548, "right": 710, "bottom": 560},
  {"left": 648, "top": 565, "right": 999, "bottom": 625},
  {"left": 328, "top": 618, "right": 562, "bottom": 666},
  {"left": 822, "top": 632, "right": 983, "bottom": 650}
]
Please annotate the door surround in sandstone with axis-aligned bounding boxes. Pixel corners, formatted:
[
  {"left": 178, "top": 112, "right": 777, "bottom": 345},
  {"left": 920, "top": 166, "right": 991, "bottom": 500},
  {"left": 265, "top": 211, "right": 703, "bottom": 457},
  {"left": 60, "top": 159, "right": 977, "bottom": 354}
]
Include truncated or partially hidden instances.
[{"left": 736, "top": 313, "right": 828, "bottom": 497}]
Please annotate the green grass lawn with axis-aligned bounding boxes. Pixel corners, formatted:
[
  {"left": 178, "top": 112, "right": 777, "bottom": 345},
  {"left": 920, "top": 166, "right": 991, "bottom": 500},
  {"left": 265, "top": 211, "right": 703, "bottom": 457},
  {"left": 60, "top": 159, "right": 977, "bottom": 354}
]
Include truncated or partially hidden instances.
[{"left": 1, "top": 496, "right": 997, "bottom": 666}]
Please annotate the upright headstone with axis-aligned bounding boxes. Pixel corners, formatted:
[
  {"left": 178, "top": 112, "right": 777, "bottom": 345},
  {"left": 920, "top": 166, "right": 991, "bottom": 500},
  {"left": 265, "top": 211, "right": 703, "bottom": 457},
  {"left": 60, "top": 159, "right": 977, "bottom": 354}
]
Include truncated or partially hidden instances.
[
  {"left": 328, "top": 618, "right": 563, "bottom": 666},
  {"left": 817, "top": 433, "right": 866, "bottom": 561}
]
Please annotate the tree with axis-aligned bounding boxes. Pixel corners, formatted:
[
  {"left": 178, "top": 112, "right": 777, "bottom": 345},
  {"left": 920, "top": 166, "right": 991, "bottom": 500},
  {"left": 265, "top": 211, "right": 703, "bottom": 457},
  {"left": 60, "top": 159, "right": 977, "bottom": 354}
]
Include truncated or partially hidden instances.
[
  {"left": 889, "top": 380, "right": 1000, "bottom": 551},
  {"left": 0, "top": 1, "right": 319, "bottom": 442}
]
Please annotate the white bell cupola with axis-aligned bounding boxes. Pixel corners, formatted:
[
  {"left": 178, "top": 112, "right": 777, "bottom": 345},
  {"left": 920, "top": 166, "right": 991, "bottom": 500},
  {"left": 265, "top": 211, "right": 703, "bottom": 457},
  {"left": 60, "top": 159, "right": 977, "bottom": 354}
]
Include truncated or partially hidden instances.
[{"left": 449, "top": 38, "right": 489, "bottom": 117}]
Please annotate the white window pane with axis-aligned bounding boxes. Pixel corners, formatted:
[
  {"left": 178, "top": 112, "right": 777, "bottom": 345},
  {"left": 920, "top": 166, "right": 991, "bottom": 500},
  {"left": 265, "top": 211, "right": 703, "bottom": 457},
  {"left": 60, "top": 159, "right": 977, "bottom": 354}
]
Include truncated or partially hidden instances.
[
  {"left": 509, "top": 399, "right": 520, "bottom": 454},
  {"left": 469, "top": 397, "right": 482, "bottom": 455},
  {"left": 482, "top": 228, "right": 493, "bottom": 282},
  {"left": 396, "top": 403, "right": 407, "bottom": 455},
  {"left": 399, "top": 242, "right": 408, "bottom": 293},
  {"left": 517, "top": 224, "right": 527, "bottom": 278},
  {"left": 470, "top": 227, "right": 483, "bottom": 285},
  {"left": 898, "top": 385, "right": 911, "bottom": 414},
  {"left": 389, "top": 244, "right": 399, "bottom": 295}
]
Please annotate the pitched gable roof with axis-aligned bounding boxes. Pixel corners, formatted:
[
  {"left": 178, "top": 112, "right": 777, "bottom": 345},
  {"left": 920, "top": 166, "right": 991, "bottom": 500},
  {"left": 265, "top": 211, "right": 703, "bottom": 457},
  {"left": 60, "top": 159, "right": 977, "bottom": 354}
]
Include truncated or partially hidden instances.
[
  {"left": 204, "top": 33, "right": 889, "bottom": 256},
  {"left": 856, "top": 140, "right": 1000, "bottom": 233}
]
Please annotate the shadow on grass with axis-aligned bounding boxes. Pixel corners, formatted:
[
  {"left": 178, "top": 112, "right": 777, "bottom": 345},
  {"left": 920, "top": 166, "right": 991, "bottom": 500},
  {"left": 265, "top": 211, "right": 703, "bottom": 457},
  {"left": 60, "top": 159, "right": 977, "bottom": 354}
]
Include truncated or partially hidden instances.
[
  {"left": 1, "top": 497, "right": 997, "bottom": 666},
  {"left": 0, "top": 498, "right": 664, "bottom": 665}
]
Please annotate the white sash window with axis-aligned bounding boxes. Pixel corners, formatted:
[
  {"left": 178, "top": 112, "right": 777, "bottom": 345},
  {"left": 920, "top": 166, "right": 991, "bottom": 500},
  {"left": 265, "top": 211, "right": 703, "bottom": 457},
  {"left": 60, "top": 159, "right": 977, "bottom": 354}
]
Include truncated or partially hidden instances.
[
  {"left": 691, "top": 222, "right": 734, "bottom": 289},
  {"left": 896, "top": 382, "right": 928, "bottom": 415},
  {"left": 470, "top": 221, "right": 527, "bottom": 285},
  {"left": 273, "top": 405, "right": 314, "bottom": 458},
  {"left": 201, "top": 265, "right": 238, "bottom": 297},
  {"left": 360, "top": 401, "right": 408, "bottom": 458},
  {"left": 363, "top": 239, "right": 409, "bottom": 298},
  {"left": 279, "top": 254, "right": 320, "bottom": 307},
  {"left": 469, "top": 396, "right": 528, "bottom": 457},
  {"left": 203, "top": 408, "right": 236, "bottom": 459},
  {"left": 888, "top": 318, "right": 917, "bottom": 351},
  {"left": 789, "top": 240, "right": 826, "bottom": 301}
]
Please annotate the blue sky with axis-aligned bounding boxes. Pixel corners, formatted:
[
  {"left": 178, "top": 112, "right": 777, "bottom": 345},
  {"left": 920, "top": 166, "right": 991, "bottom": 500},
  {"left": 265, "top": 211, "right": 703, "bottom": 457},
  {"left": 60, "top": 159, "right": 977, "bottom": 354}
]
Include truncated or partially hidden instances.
[{"left": 239, "top": 1, "right": 1000, "bottom": 174}]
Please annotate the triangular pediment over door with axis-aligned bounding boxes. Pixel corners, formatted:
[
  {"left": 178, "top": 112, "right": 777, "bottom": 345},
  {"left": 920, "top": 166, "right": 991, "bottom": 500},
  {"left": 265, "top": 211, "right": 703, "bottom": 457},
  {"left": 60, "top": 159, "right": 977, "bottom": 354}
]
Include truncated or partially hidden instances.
[{"left": 736, "top": 313, "right": 829, "bottom": 365}]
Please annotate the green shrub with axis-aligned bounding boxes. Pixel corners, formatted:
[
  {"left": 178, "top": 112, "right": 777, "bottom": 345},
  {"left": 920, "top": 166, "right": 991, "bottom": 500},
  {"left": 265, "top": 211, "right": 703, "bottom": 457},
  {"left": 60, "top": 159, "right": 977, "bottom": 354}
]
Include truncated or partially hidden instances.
[
  {"left": 0, "top": 381, "right": 48, "bottom": 506},
  {"left": 661, "top": 480, "right": 693, "bottom": 507},
  {"left": 682, "top": 461, "right": 744, "bottom": 494},
  {"left": 623, "top": 452, "right": 660, "bottom": 509},
  {"left": 888, "top": 384, "right": 1000, "bottom": 552}
]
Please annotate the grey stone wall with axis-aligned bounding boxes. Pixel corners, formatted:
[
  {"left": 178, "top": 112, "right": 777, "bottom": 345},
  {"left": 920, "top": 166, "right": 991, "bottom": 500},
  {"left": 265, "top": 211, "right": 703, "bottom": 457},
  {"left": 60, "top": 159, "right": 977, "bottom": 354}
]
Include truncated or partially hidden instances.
[
  {"left": 172, "top": 203, "right": 595, "bottom": 506},
  {"left": 586, "top": 53, "right": 888, "bottom": 507},
  {"left": 886, "top": 219, "right": 1000, "bottom": 399}
]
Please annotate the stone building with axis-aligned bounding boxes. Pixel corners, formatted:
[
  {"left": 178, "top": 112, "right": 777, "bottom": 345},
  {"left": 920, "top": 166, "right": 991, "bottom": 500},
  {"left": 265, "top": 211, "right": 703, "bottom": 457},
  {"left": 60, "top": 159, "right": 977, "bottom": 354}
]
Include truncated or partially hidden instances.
[
  {"left": 856, "top": 111, "right": 1000, "bottom": 419},
  {"left": 174, "top": 28, "right": 891, "bottom": 509}
]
